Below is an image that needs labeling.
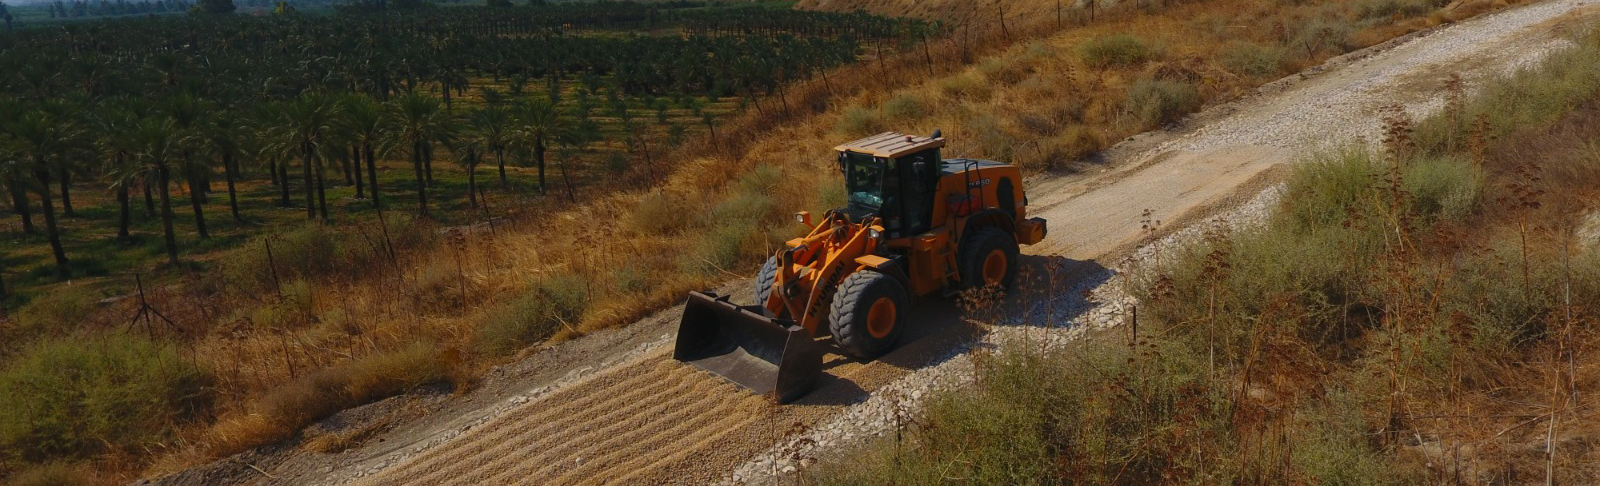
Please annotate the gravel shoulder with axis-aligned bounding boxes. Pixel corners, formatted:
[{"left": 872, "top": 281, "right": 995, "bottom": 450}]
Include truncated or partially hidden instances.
[{"left": 143, "top": 1, "right": 1599, "bottom": 484}]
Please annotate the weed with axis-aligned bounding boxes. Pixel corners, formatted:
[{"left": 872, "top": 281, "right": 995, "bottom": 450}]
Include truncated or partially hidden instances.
[
  {"left": 477, "top": 276, "right": 590, "bottom": 355},
  {"left": 1219, "top": 41, "right": 1292, "bottom": 78},
  {"left": 836, "top": 107, "right": 881, "bottom": 135},
  {"left": 1079, "top": 34, "right": 1160, "bottom": 68},
  {"left": 937, "top": 72, "right": 992, "bottom": 100},
  {"left": 6, "top": 286, "right": 100, "bottom": 341}
]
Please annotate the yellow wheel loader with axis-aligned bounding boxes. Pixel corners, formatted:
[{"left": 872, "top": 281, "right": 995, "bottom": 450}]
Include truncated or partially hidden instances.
[{"left": 673, "top": 131, "right": 1048, "bottom": 402}]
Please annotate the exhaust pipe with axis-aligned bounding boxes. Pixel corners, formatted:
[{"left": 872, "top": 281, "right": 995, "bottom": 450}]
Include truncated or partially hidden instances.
[{"left": 672, "top": 291, "right": 823, "bottom": 403}]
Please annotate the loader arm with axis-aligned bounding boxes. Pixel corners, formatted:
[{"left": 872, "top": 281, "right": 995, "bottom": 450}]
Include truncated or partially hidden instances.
[{"left": 769, "top": 215, "right": 884, "bottom": 335}]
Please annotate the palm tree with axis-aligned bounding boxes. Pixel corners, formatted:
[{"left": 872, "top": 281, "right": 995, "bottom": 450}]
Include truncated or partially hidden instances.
[
  {"left": 450, "top": 130, "right": 484, "bottom": 209},
  {"left": 470, "top": 105, "right": 512, "bottom": 187},
  {"left": 163, "top": 94, "right": 211, "bottom": 238},
  {"left": 382, "top": 93, "right": 454, "bottom": 217},
  {"left": 131, "top": 117, "right": 186, "bottom": 266},
  {"left": 514, "top": 99, "right": 561, "bottom": 195},
  {"left": 201, "top": 106, "right": 245, "bottom": 223},
  {"left": 277, "top": 94, "right": 339, "bottom": 222},
  {"left": 338, "top": 94, "right": 385, "bottom": 209},
  {"left": 96, "top": 106, "right": 144, "bottom": 241},
  {"left": 0, "top": 141, "right": 34, "bottom": 235},
  {"left": 553, "top": 116, "right": 592, "bottom": 203},
  {"left": 6, "top": 110, "right": 73, "bottom": 275}
]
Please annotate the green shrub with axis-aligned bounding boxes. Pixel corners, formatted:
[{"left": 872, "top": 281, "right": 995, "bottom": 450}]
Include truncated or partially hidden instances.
[
  {"left": 477, "top": 276, "right": 590, "bottom": 355},
  {"left": 0, "top": 333, "right": 211, "bottom": 464},
  {"left": 881, "top": 93, "right": 929, "bottom": 119},
  {"left": 817, "top": 340, "right": 1235, "bottom": 485},
  {"left": 1401, "top": 155, "right": 1481, "bottom": 222},
  {"left": 1283, "top": 149, "right": 1383, "bottom": 230},
  {"left": 1219, "top": 41, "right": 1291, "bottom": 78},
  {"left": 1356, "top": 0, "right": 1434, "bottom": 20},
  {"left": 837, "top": 107, "right": 880, "bottom": 135},
  {"left": 1126, "top": 77, "right": 1200, "bottom": 126},
  {"left": 1291, "top": 390, "right": 1409, "bottom": 485},
  {"left": 937, "top": 72, "right": 992, "bottom": 100},
  {"left": 679, "top": 220, "right": 762, "bottom": 277},
  {"left": 8, "top": 287, "right": 99, "bottom": 340},
  {"left": 1079, "top": 34, "right": 1160, "bottom": 68}
]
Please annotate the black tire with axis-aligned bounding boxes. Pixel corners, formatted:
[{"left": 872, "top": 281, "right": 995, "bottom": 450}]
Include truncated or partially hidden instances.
[
  {"left": 754, "top": 255, "right": 779, "bottom": 306},
  {"left": 959, "top": 227, "right": 1020, "bottom": 291},
  {"left": 828, "top": 270, "right": 910, "bottom": 359}
]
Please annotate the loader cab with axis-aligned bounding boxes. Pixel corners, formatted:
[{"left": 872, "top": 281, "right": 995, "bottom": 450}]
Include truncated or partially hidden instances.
[{"left": 836, "top": 133, "right": 943, "bottom": 239}]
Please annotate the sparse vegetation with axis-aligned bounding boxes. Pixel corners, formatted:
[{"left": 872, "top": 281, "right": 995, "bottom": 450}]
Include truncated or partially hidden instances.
[{"left": 817, "top": 30, "right": 1600, "bottom": 485}]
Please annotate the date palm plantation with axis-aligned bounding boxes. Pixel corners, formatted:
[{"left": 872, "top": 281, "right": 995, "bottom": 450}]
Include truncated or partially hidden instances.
[{"left": 0, "top": 1, "right": 938, "bottom": 483}]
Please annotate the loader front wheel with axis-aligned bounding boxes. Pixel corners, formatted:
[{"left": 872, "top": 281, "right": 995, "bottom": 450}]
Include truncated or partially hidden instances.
[
  {"left": 828, "top": 270, "right": 909, "bottom": 359},
  {"left": 755, "top": 255, "right": 779, "bottom": 306}
]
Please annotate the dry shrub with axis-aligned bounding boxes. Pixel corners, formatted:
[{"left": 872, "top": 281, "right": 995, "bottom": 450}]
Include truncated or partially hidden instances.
[
  {"left": 1126, "top": 77, "right": 1200, "bottom": 127},
  {"left": 1035, "top": 125, "right": 1105, "bottom": 169},
  {"left": 936, "top": 72, "right": 993, "bottom": 101},
  {"left": 208, "top": 342, "right": 452, "bottom": 455},
  {"left": 7, "top": 462, "right": 96, "bottom": 486},
  {"left": 627, "top": 191, "right": 695, "bottom": 236},
  {"left": 477, "top": 276, "right": 590, "bottom": 355},
  {"left": 1292, "top": 17, "right": 1357, "bottom": 56},
  {"left": 1218, "top": 41, "right": 1292, "bottom": 78}
]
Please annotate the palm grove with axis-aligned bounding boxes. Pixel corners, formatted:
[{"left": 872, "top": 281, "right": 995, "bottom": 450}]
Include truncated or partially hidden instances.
[{"left": 0, "top": 2, "right": 920, "bottom": 285}]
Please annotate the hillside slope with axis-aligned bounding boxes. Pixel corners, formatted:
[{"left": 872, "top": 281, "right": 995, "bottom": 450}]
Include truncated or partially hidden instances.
[{"left": 142, "top": 0, "right": 1600, "bottom": 484}]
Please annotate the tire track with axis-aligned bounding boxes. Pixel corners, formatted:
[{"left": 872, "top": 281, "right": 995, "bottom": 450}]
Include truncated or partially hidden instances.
[
  {"left": 383, "top": 362, "right": 674, "bottom": 484},
  {"left": 488, "top": 368, "right": 732, "bottom": 481}
]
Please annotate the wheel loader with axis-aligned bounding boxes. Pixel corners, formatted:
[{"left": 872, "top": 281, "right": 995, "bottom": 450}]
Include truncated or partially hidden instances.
[{"left": 673, "top": 131, "right": 1048, "bottom": 403}]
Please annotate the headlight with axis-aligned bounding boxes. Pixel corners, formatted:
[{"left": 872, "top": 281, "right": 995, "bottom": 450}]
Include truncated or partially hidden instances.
[{"left": 868, "top": 228, "right": 882, "bottom": 240}]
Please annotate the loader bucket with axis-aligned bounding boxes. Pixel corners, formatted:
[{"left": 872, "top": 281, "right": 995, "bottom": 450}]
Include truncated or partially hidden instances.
[{"left": 673, "top": 291, "right": 824, "bottom": 403}]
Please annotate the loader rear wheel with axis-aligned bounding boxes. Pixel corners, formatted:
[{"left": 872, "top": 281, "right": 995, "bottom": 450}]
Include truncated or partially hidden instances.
[
  {"left": 828, "top": 270, "right": 909, "bottom": 359},
  {"left": 960, "top": 227, "right": 1019, "bottom": 291}
]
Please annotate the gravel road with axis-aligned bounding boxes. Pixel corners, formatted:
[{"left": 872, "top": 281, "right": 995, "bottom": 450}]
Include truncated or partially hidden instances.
[{"left": 159, "top": 2, "right": 1599, "bottom": 484}]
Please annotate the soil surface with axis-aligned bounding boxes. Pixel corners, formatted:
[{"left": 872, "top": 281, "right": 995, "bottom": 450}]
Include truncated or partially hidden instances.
[{"left": 143, "top": 1, "right": 1600, "bottom": 484}]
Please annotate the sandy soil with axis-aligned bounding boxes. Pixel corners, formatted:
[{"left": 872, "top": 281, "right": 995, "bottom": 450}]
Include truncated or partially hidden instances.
[{"left": 142, "top": 1, "right": 1600, "bottom": 484}]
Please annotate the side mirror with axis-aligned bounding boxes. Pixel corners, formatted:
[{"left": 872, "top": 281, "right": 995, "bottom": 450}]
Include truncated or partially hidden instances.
[{"left": 794, "top": 211, "right": 814, "bottom": 229}]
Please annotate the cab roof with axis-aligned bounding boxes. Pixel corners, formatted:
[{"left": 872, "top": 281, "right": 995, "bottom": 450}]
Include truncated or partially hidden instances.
[{"left": 834, "top": 132, "right": 945, "bottom": 159}]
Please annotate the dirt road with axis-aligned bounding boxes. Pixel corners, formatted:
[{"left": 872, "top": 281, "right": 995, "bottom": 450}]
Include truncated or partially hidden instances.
[{"left": 154, "top": 2, "right": 1598, "bottom": 484}]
